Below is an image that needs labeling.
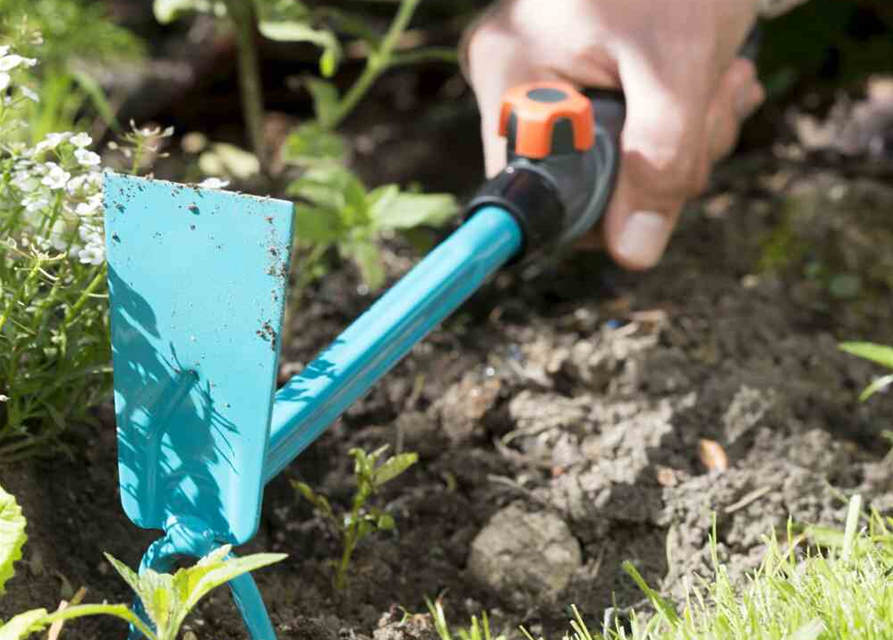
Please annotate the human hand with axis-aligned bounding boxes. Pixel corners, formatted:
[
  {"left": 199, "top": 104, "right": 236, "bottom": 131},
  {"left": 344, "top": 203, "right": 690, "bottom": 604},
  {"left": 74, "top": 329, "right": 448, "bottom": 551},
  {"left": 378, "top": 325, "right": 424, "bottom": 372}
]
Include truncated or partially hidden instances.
[{"left": 462, "top": 0, "right": 766, "bottom": 270}]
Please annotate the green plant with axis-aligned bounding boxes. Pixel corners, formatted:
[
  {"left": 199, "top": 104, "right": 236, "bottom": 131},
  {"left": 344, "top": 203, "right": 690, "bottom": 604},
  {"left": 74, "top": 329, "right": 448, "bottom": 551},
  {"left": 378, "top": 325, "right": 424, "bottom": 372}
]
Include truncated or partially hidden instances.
[
  {"left": 0, "top": 0, "right": 144, "bottom": 138},
  {"left": 103, "top": 546, "right": 287, "bottom": 640},
  {"left": 153, "top": 0, "right": 461, "bottom": 298},
  {"left": 287, "top": 163, "right": 458, "bottom": 291},
  {"left": 0, "top": 482, "right": 285, "bottom": 640},
  {"left": 427, "top": 596, "right": 507, "bottom": 640},
  {"left": 294, "top": 444, "right": 418, "bottom": 590},
  {"left": 0, "top": 38, "right": 169, "bottom": 460},
  {"left": 839, "top": 342, "right": 893, "bottom": 402}
]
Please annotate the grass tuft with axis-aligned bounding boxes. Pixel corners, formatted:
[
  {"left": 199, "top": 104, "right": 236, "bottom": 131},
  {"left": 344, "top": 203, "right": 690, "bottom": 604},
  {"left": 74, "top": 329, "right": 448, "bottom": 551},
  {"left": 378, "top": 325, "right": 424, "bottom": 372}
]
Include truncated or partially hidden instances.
[{"left": 438, "top": 495, "right": 888, "bottom": 640}]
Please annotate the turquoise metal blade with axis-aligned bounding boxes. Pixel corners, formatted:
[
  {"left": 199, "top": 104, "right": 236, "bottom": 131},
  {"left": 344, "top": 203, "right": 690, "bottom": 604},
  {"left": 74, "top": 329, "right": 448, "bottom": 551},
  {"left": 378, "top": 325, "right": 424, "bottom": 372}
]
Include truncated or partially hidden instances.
[{"left": 103, "top": 173, "right": 294, "bottom": 545}]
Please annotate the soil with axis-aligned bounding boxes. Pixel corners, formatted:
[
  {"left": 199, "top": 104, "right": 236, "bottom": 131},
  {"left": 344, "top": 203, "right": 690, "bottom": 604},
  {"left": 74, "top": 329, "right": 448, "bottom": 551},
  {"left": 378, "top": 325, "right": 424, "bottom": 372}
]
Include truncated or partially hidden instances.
[{"left": 3, "top": 39, "right": 893, "bottom": 640}]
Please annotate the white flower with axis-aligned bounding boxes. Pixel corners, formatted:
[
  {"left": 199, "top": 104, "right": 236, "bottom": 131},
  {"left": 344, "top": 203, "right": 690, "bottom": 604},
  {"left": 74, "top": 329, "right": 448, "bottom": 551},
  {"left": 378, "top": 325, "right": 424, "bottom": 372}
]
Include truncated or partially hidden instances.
[
  {"left": 0, "top": 54, "right": 38, "bottom": 72},
  {"left": 74, "top": 148, "right": 101, "bottom": 167},
  {"left": 0, "top": 72, "right": 9, "bottom": 92},
  {"left": 49, "top": 220, "right": 69, "bottom": 251},
  {"left": 22, "top": 194, "right": 49, "bottom": 213},
  {"left": 75, "top": 194, "right": 102, "bottom": 217},
  {"left": 77, "top": 244, "right": 104, "bottom": 266},
  {"left": 34, "top": 132, "right": 72, "bottom": 154},
  {"left": 0, "top": 46, "right": 8, "bottom": 57},
  {"left": 20, "top": 86, "right": 38, "bottom": 103},
  {"left": 12, "top": 171, "right": 39, "bottom": 193},
  {"left": 0, "top": 394, "right": 8, "bottom": 403},
  {"left": 66, "top": 174, "right": 88, "bottom": 195},
  {"left": 70, "top": 132, "right": 92, "bottom": 148},
  {"left": 197, "top": 177, "right": 229, "bottom": 189},
  {"left": 41, "top": 162, "right": 70, "bottom": 190}
]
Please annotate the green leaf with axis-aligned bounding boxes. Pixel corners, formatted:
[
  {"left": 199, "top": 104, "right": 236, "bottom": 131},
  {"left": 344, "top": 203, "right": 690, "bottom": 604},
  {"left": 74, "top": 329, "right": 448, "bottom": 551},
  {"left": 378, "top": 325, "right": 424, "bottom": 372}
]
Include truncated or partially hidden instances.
[
  {"left": 376, "top": 513, "right": 396, "bottom": 531},
  {"left": 294, "top": 205, "right": 343, "bottom": 245},
  {"left": 304, "top": 79, "right": 340, "bottom": 127},
  {"left": 343, "top": 239, "right": 385, "bottom": 290},
  {"left": 859, "top": 374, "right": 893, "bottom": 402},
  {"left": 136, "top": 571, "right": 177, "bottom": 632},
  {"left": 287, "top": 164, "right": 367, "bottom": 214},
  {"left": 153, "top": 0, "right": 222, "bottom": 23},
  {"left": 0, "top": 485, "right": 27, "bottom": 595},
  {"left": 103, "top": 553, "right": 142, "bottom": 597},
  {"left": 319, "top": 48, "right": 338, "bottom": 78},
  {"left": 105, "top": 554, "right": 178, "bottom": 632},
  {"left": 257, "top": 21, "right": 341, "bottom": 77},
  {"left": 281, "top": 123, "right": 346, "bottom": 166},
  {"left": 292, "top": 481, "right": 335, "bottom": 519},
  {"left": 198, "top": 143, "right": 260, "bottom": 180},
  {"left": 840, "top": 342, "right": 893, "bottom": 370},
  {"left": 178, "top": 550, "right": 287, "bottom": 615},
  {"left": 0, "top": 610, "right": 47, "bottom": 640},
  {"left": 622, "top": 561, "right": 679, "bottom": 624},
  {"left": 372, "top": 452, "right": 418, "bottom": 487},
  {"left": 369, "top": 191, "right": 458, "bottom": 231}
]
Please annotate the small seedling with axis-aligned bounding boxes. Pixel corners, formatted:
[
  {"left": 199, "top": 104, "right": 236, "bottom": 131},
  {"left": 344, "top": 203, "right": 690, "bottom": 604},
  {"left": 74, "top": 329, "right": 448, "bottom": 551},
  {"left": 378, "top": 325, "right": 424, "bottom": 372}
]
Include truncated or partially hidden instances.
[
  {"left": 839, "top": 341, "right": 893, "bottom": 402},
  {"left": 293, "top": 444, "right": 417, "bottom": 590},
  {"left": 427, "top": 596, "right": 507, "bottom": 640},
  {"left": 0, "top": 482, "right": 285, "bottom": 640}
]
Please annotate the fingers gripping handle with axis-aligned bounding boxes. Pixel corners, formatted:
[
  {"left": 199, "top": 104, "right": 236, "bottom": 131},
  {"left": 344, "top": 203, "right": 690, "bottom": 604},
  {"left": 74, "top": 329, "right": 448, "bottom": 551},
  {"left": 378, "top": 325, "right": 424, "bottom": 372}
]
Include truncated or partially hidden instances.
[{"left": 465, "top": 82, "right": 626, "bottom": 259}]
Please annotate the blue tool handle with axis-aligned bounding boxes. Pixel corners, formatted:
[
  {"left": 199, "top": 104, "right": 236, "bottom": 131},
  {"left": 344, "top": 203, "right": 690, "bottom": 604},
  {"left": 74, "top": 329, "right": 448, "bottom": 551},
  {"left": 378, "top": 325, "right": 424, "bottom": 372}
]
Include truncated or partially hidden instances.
[{"left": 263, "top": 205, "right": 522, "bottom": 484}]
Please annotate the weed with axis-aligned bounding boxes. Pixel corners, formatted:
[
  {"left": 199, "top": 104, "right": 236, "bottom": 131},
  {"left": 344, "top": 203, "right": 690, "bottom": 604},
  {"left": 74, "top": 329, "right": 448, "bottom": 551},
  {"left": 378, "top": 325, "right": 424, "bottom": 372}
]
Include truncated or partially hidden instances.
[
  {"left": 154, "top": 0, "right": 461, "bottom": 302},
  {"left": 0, "top": 482, "right": 285, "bottom": 640},
  {"left": 427, "top": 596, "right": 508, "bottom": 640},
  {"left": 293, "top": 444, "right": 418, "bottom": 590},
  {"left": 839, "top": 341, "right": 893, "bottom": 402}
]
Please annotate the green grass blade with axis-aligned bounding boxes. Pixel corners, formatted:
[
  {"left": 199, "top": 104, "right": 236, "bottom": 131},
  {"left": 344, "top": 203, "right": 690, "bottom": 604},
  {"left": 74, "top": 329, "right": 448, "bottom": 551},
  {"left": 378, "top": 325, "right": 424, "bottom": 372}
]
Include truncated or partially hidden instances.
[{"left": 840, "top": 342, "right": 893, "bottom": 369}]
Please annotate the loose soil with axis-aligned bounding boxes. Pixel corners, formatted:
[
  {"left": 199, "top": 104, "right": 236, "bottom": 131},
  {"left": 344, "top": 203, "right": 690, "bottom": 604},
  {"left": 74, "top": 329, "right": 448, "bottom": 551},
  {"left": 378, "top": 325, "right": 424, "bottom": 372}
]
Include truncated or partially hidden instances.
[{"left": 2, "top": 68, "right": 893, "bottom": 640}]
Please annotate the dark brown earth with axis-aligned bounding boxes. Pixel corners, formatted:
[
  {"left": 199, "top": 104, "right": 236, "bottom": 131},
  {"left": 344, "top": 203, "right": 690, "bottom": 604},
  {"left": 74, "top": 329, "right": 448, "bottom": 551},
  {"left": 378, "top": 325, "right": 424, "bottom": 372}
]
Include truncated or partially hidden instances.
[{"left": 2, "top": 69, "right": 893, "bottom": 640}]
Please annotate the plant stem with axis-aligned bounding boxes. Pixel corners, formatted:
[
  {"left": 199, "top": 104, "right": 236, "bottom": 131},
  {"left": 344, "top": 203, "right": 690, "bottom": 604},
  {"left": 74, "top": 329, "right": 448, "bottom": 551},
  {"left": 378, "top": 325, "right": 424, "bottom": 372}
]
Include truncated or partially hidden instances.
[
  {"left": 327, "top": 0, "right": 422, "bottom": 129},
  {"left": 63, "top": 266, "right": 105, "bottom": 325},
  {"left": 389, "top": 47, "right": 459, "bottom": 68},
  {"left": 41, "top": 604, "right": 157, "bottom": 640},
  {"left": 222, "top": 0, "right": 270, "bottom": 177}
]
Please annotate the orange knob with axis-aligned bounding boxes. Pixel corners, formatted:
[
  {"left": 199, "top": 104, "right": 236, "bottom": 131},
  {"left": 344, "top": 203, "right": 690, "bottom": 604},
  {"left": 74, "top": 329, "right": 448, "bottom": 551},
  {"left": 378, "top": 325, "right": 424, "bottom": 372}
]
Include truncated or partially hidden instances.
[{"left": 499, "top": 81, "right": 595, "bottom": 159}]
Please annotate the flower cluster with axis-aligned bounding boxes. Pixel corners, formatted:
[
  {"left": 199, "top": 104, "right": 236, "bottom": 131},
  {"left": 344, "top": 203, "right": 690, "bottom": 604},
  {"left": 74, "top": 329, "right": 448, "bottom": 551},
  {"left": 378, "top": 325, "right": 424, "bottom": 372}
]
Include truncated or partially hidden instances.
[
  {"left": 0, "top": 44, "right": 38, "bottom": 100},
  {"left": 2, "top": 45, "right": 106, "bottom": 265},
  {"left": 9, "top": 132, "right": 107, "bottom": 265}
]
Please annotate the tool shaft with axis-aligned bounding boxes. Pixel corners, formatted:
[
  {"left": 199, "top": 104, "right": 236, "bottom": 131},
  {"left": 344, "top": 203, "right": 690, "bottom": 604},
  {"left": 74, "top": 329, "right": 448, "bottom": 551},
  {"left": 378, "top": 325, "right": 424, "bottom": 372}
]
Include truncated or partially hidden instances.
[{"left": 263, "top": 205, "right": 522, "bottom": 484}]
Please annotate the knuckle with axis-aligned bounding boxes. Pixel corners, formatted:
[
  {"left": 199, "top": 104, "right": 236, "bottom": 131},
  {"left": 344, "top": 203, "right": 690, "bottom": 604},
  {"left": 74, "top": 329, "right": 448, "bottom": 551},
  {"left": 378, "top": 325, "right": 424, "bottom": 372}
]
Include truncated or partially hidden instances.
[{"left": 636, "top": 145, "right": 704, "bottom": 198}]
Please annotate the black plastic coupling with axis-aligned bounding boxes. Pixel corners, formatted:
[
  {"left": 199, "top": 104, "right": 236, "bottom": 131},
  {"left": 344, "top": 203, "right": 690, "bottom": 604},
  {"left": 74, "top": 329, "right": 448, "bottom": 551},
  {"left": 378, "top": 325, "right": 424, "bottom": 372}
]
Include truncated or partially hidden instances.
[{"left": 464, "top": 163, "right": 564, "bottom": 260}]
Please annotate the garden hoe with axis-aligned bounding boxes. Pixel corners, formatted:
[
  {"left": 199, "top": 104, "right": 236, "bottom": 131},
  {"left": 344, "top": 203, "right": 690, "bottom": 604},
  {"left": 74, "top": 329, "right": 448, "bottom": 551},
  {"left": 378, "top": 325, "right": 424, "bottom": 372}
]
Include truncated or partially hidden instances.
[{"left": 103, "top": 81, "right": 625, "bottom": 639}]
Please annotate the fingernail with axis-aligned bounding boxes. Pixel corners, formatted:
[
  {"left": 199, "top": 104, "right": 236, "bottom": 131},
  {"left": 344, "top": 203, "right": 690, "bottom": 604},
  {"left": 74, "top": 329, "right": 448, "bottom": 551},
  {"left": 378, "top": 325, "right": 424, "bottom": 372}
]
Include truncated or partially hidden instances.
[{"left": 616, "top": 211, "right": 670, "bottom": 268}]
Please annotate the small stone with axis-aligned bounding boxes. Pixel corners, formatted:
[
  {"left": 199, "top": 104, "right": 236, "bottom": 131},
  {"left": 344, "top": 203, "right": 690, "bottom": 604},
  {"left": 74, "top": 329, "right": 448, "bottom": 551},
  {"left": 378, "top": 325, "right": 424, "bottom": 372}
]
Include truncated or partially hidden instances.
[
  {"left": 698, "top": 439, "right": 729, "bottom": 472},
  {"left": 468, "top": 503, "right": 582, "bottom": 605}
]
